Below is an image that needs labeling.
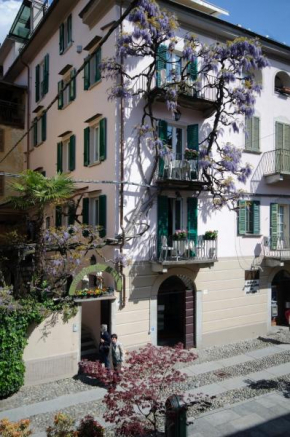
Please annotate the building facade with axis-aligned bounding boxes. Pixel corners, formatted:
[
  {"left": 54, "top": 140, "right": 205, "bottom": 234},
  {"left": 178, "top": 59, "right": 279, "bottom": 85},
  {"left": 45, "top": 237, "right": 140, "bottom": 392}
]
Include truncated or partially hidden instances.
[{"left": 1, "top": 0, "right": 290, "bottom": 384}]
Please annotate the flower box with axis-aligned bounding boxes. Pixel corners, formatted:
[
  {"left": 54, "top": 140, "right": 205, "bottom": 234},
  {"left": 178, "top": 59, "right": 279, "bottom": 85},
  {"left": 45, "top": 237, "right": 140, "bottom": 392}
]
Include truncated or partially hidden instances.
[
  {"left": 172, "top": 230, "right": 187, "bottom": 240},
  {"left": 184, "top": 148, "right": 198, "bottom": 160},
  {"left": 203, "top": 230, "right": 218, "bottom": 240},
  {"left": 75, "top": 287, "right": 114, "bottom": 298}
]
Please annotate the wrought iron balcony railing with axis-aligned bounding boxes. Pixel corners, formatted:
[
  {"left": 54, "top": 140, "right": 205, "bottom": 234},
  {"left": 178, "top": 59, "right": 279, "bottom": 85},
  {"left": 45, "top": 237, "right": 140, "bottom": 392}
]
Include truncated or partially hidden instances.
[
  {"left": 263, "top": 149, "right": 290, "bottom": 176},
  {"left": 149, "top": 235, "right": 218, "bottom": 264},
  {"left": 263, "top": 236, "right": 290, "bottom": 260},
  {"left": 157, "top": 153, "right": 199, "bottom": 182}
]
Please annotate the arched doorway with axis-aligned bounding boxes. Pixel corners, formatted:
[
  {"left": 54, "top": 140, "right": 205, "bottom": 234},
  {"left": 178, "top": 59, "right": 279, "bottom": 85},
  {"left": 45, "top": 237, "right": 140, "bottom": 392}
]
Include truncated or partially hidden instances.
[
  {"left": 271, "top": 270, "right": 290, "bottom": 326},
  {"left": 157, "top": 275, "right": 195, "bottom": 348}
]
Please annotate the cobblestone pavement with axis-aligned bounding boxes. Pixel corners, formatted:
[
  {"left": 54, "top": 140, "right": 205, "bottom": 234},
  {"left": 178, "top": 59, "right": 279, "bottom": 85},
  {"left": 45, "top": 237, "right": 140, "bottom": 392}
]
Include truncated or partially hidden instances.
[{"left": 0, "top": 327, "right": 289, "bottom": 436}]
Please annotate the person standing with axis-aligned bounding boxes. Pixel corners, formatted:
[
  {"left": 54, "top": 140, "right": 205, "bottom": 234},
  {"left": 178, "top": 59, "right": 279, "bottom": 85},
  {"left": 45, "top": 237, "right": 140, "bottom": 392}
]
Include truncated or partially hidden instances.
[
  {"left": 110, "top": 334, "right": 125, "bottom": 372},
  {"left": 99, "top": 324, "right": 110, "bottom": 368}
]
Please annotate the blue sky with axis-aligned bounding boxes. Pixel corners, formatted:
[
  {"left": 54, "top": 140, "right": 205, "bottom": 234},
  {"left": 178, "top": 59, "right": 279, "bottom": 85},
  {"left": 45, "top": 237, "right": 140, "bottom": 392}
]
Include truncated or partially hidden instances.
[
  {"left": 216, "top": 0, "right": 290, "bottom": 46},
  {"left": 0, "top": 0, "right": 289, "bottom": 47}
]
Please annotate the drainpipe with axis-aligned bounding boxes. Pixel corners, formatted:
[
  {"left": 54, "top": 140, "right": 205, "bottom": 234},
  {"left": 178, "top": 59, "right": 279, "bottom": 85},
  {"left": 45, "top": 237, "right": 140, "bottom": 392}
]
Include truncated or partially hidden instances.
[
  {"left": 20, "top": 56, "right": 30, "bottom": 170},
  {"left": 119, "top": 1, "right": 126, "bottom": 308}
]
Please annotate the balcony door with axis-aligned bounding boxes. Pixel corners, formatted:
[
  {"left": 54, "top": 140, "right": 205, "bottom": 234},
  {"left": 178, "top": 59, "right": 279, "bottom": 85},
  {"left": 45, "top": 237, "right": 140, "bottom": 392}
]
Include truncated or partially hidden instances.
[
  {"left": 270, "top": 203, "right": 290, "bottom": 249},
  {"left": 275, "top": 122, "right": 290, "bottom": 173}
]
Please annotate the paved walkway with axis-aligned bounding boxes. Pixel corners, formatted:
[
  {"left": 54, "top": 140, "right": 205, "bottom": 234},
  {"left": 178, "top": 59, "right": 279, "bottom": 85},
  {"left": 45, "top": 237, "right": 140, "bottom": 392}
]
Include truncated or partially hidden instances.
[
  {"left": 188, "top": 391, "right": 290, "bottom": 436},
  {"left": 1, "top": 343, "right": 290, "bottom": 436}
]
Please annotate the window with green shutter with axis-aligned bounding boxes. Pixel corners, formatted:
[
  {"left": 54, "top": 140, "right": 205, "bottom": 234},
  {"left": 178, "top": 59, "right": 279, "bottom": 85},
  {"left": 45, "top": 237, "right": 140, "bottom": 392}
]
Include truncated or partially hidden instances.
[
  {"left": 157, "top": 195, "right": 169, "bottom": 257},
  {"left": 35, "top": 64, "right": 40, "bottom": 102},
  {"left": 270, "top": 203, "right": 278, "bottom": 249},
  {"left": 82, "top": 198, "right": 89, "bottom": 224},
  {"left": 238, "top": 200, "right": 260, "bottom": 235},
  {"left": 84, "top": 127, "right": 90, "bottom": 166},
  {"left": 69, "top": 135, "right": 76, "bottom": 171},
  {"left": 187, "top": 197, "right": 198, "bottom": 244},
  {"left": 57, "top": 142, "right": 63, "bottom": 173},
  {"left": 99, "top": 195, "right": 107, "bottom": 238},
  {"left": 43, "top": 54, "right": 49, "bottom": 95},
  {"left": 245, "top": 117, "right": 260, "bottom": 151},
  {"left": 84, "top": 48, "right": 102, "bottom": 90},
  {"left": 187, "top": 124, "right": 199, "bottom": 151},
  {"left": 33, "top": 112, "right": 46, "bottom": 147},
  {"left": 58, "top": 80, "right": 64, "bottom": 109},
  {"left": 156, "top": 45, "right": 167, "bottom": 87},
  {"left": 69, "top": 68, "right": 76, "bottom": 101},
  {"left": 68, "top": 204, "right": 75, "bottom": 225},
  {"left": 59, "top": 14, "right": 73, "bottom": 55},
  {"left": 187, "top": 59, "right": 198, "bottom": 81},
  {"left": 158, "top": 120, "right": 168, "bottom": 177},
  {"left": 99, "top": 118, "right": 107, "bottom": 161}
]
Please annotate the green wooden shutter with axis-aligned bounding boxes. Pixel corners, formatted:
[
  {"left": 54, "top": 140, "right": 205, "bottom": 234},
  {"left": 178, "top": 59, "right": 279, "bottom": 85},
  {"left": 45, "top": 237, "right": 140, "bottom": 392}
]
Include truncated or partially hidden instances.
[
  {"left": 156, "top": 45, "right": 167, "bottom": 87},
  {"left": 35, "top": 64, "right": 40, "bottom": 102},
  {"left": 100, "top": 118, "right": 107, "bottom": 161},
  {"left": 95, "top": 48, "right": 101, "bottom": 83},
  {"left": 59, "top": 23, "right": 64, "bottom": 54},
  {"left": 33, "top": 119, "right": 38, "bottom": 147},
  {"left": 41, "top": 112, "right": 47, "bottom": 142},
  {"left": 253, "top": 201, "right": 260, "bottom": 235},
  {"left": 188, "top": 59, "right": 198, "bottom": 81},
  {"left": 158, "top": 120, "right": 168, "bottom": 177},
  {"left": 68, "top": 205, "right": 75, "bottom": 225},
  {"left": 187, "top": 198, "right": 198, "bottom": 244},
  {"left": 69, "top": 68, "right": 76, "bottom": 101},
  {"left": 245, "top": 117, "right": 252, "bottom": 150},
  {"left": 238, "top": 200, "right": 247, "bottom": 235},
  {"left": 253, "top": 117, "right": 260, "bottom": 151},
  {"left": 187, "top": 124, "right": 199, "bottom": 151},
  {"left": 82, "top": 198, "right": 89, "bottom": 224},
  {"left": 284, "top": 124, "right": 290, "bottom": 151},
  {"left": 84, "top": 127, "right": 90, "bottom": 166},
  {"left": 270, "top": 203, "right": 278, "bottom": 250},
  {"left": 55, "top": 206, "right": 62, "bottom": 227},
  {"left": 276, "top": 122, "right": 283, "bottom": 150},
  {"left": 84, "top": 57, "right": 90, "bottom": 90},
  {"left": 67, "top": 14, "right": 72, "bottom": 44},
  {"left": 157, "top": 195, "right": 169, "bottom": 257},
  {"left": 58, "top": 80, "right": 64, "bottom": 109},
  {"left": 69, "top": 135, "right": 76, "bottom": 171},
  {"left": 57, "top": 142, "right": 63, "bottom": 173},
  {"left": 99, "top": 194, "right": 107, "bottom": 238},
  {"left": 44, "top": 54, "right": 49, "bottom": 95}
]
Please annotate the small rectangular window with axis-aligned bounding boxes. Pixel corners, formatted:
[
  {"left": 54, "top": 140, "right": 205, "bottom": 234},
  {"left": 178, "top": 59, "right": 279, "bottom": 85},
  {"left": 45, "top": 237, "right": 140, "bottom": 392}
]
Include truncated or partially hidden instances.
[
  {"left": 32, "top": 112, "right": 46, "bottom": 147},
  {"left": 84, "top": 48, "right": 102, "bottom": 90},
  {"left": 35, "top": 54, "right": 49, "bottom": 102}
]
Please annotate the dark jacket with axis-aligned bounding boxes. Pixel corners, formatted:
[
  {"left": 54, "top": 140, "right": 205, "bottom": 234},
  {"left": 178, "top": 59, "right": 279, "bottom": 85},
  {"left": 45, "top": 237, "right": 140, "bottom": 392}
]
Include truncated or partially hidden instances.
[{"left": 99, "top": 331, "right": 110, "bottom": 355}]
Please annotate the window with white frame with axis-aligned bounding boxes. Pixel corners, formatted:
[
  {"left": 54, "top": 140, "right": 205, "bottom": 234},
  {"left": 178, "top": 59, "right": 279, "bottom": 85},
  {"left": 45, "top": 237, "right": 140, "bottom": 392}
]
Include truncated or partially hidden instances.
[
  {"left": 90, "top": 197, "right": 100, "bottom": 227},
  {"left": 57, "top": 135, "right": 76, "bottom": 173},
  {"left": 84, "top": 48, "right": 102, "bottom": 90},
  {"left": 84, "top": 118, "right": 107, "bottom": 166},
  {"left": 90, "top": 125, "right": 100, "bottom": 163}
]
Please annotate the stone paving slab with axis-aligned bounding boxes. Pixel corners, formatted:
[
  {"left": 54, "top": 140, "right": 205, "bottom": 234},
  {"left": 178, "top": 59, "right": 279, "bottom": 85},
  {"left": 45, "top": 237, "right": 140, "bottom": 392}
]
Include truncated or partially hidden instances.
[
  {"left": 245, "top": 346, "right": 284, "bottom": 359},
  {"left": 246, "top": 370, "right": 278, "bottom": 381},
  {"left": 216, "top": 376, "right": 247, "bottom": 391},
  {"left": 215, "top": 353, "right": 256, "bottom": 367},
  {"left": 0, "top": 387, "right": 106, "bottom": 422},
  {"left": 265, "top": 362, "right": 290, "bottom": 377},
  {"left": 188, "top": 392, "right": 290, "bottom": 437},
  {"left": 189, "top": 361, "right": 225, "bottom": 375}
]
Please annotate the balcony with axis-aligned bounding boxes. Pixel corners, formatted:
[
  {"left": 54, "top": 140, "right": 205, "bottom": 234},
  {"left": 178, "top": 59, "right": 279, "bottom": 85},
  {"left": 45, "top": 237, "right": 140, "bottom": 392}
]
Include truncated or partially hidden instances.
[
  {"left": 262, "top": 150, "right": 290, "bottom": 184},
  {"left": 263, "top": 236, "right": 290, "bottom": 267},
  {"left": 132, "top": 68, "right": 217, "bottom": 117},
  {"left": 149, "top": 235, "right": 218, "bottom": 272},
  {"left": 156, "top": 153, "right": 203, "bottom": 190},
  {"left": 0, "top": 100, "right": 25, "bottom": 129}
]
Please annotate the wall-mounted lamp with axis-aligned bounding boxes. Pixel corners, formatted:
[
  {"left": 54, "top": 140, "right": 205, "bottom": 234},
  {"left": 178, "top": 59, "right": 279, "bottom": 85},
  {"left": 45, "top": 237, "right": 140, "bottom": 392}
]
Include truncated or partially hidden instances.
[
  {"left": 174, "top": 109, "right": 181, "bottom": 122},
  {"left": 76, "top": 45, "right": 83, "bottom": 53}
]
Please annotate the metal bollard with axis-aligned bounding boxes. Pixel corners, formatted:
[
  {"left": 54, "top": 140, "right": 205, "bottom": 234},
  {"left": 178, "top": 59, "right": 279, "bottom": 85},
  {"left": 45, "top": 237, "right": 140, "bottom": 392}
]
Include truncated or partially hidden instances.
[{"left": 165, "top": 394, "right": 187, "bottom": 437}]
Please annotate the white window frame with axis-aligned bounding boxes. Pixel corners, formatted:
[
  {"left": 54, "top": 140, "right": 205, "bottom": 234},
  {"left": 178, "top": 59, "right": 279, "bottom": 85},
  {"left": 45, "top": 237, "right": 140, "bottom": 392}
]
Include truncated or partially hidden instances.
[
  {"left": 39, "top": 60, "right": 45, "bottom": 99},
  {"left": 89, "top": 123, "right": 100, "bottom": 164},
  {"left": 166, "top": 123, "right": 185, "bottom": 159},
  {"left": 89, "top": 197, "right": 100, "bottom": 227},
  {"left": 62, "top": 138, "right": 70, "bottom": 173}
]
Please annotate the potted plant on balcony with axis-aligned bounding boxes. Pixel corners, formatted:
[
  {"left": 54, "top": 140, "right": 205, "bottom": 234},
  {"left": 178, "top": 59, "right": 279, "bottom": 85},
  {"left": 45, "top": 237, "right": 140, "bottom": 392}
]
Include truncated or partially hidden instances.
[
  {"left": 203, "top": 230, "right": 218, "bottom": 240},
  {"left": 184, "top": 148, "right": 198, "bottom": 160},
  {"left": 172, "top": 230, "right": 187, "bottom": 240}
]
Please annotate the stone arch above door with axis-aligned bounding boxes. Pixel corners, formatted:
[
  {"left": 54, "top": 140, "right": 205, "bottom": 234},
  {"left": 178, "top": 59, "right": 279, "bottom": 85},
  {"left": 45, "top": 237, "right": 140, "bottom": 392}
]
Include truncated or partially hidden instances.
[{"left": 69, "top": 264, "right": 122, "bottom": 295}]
